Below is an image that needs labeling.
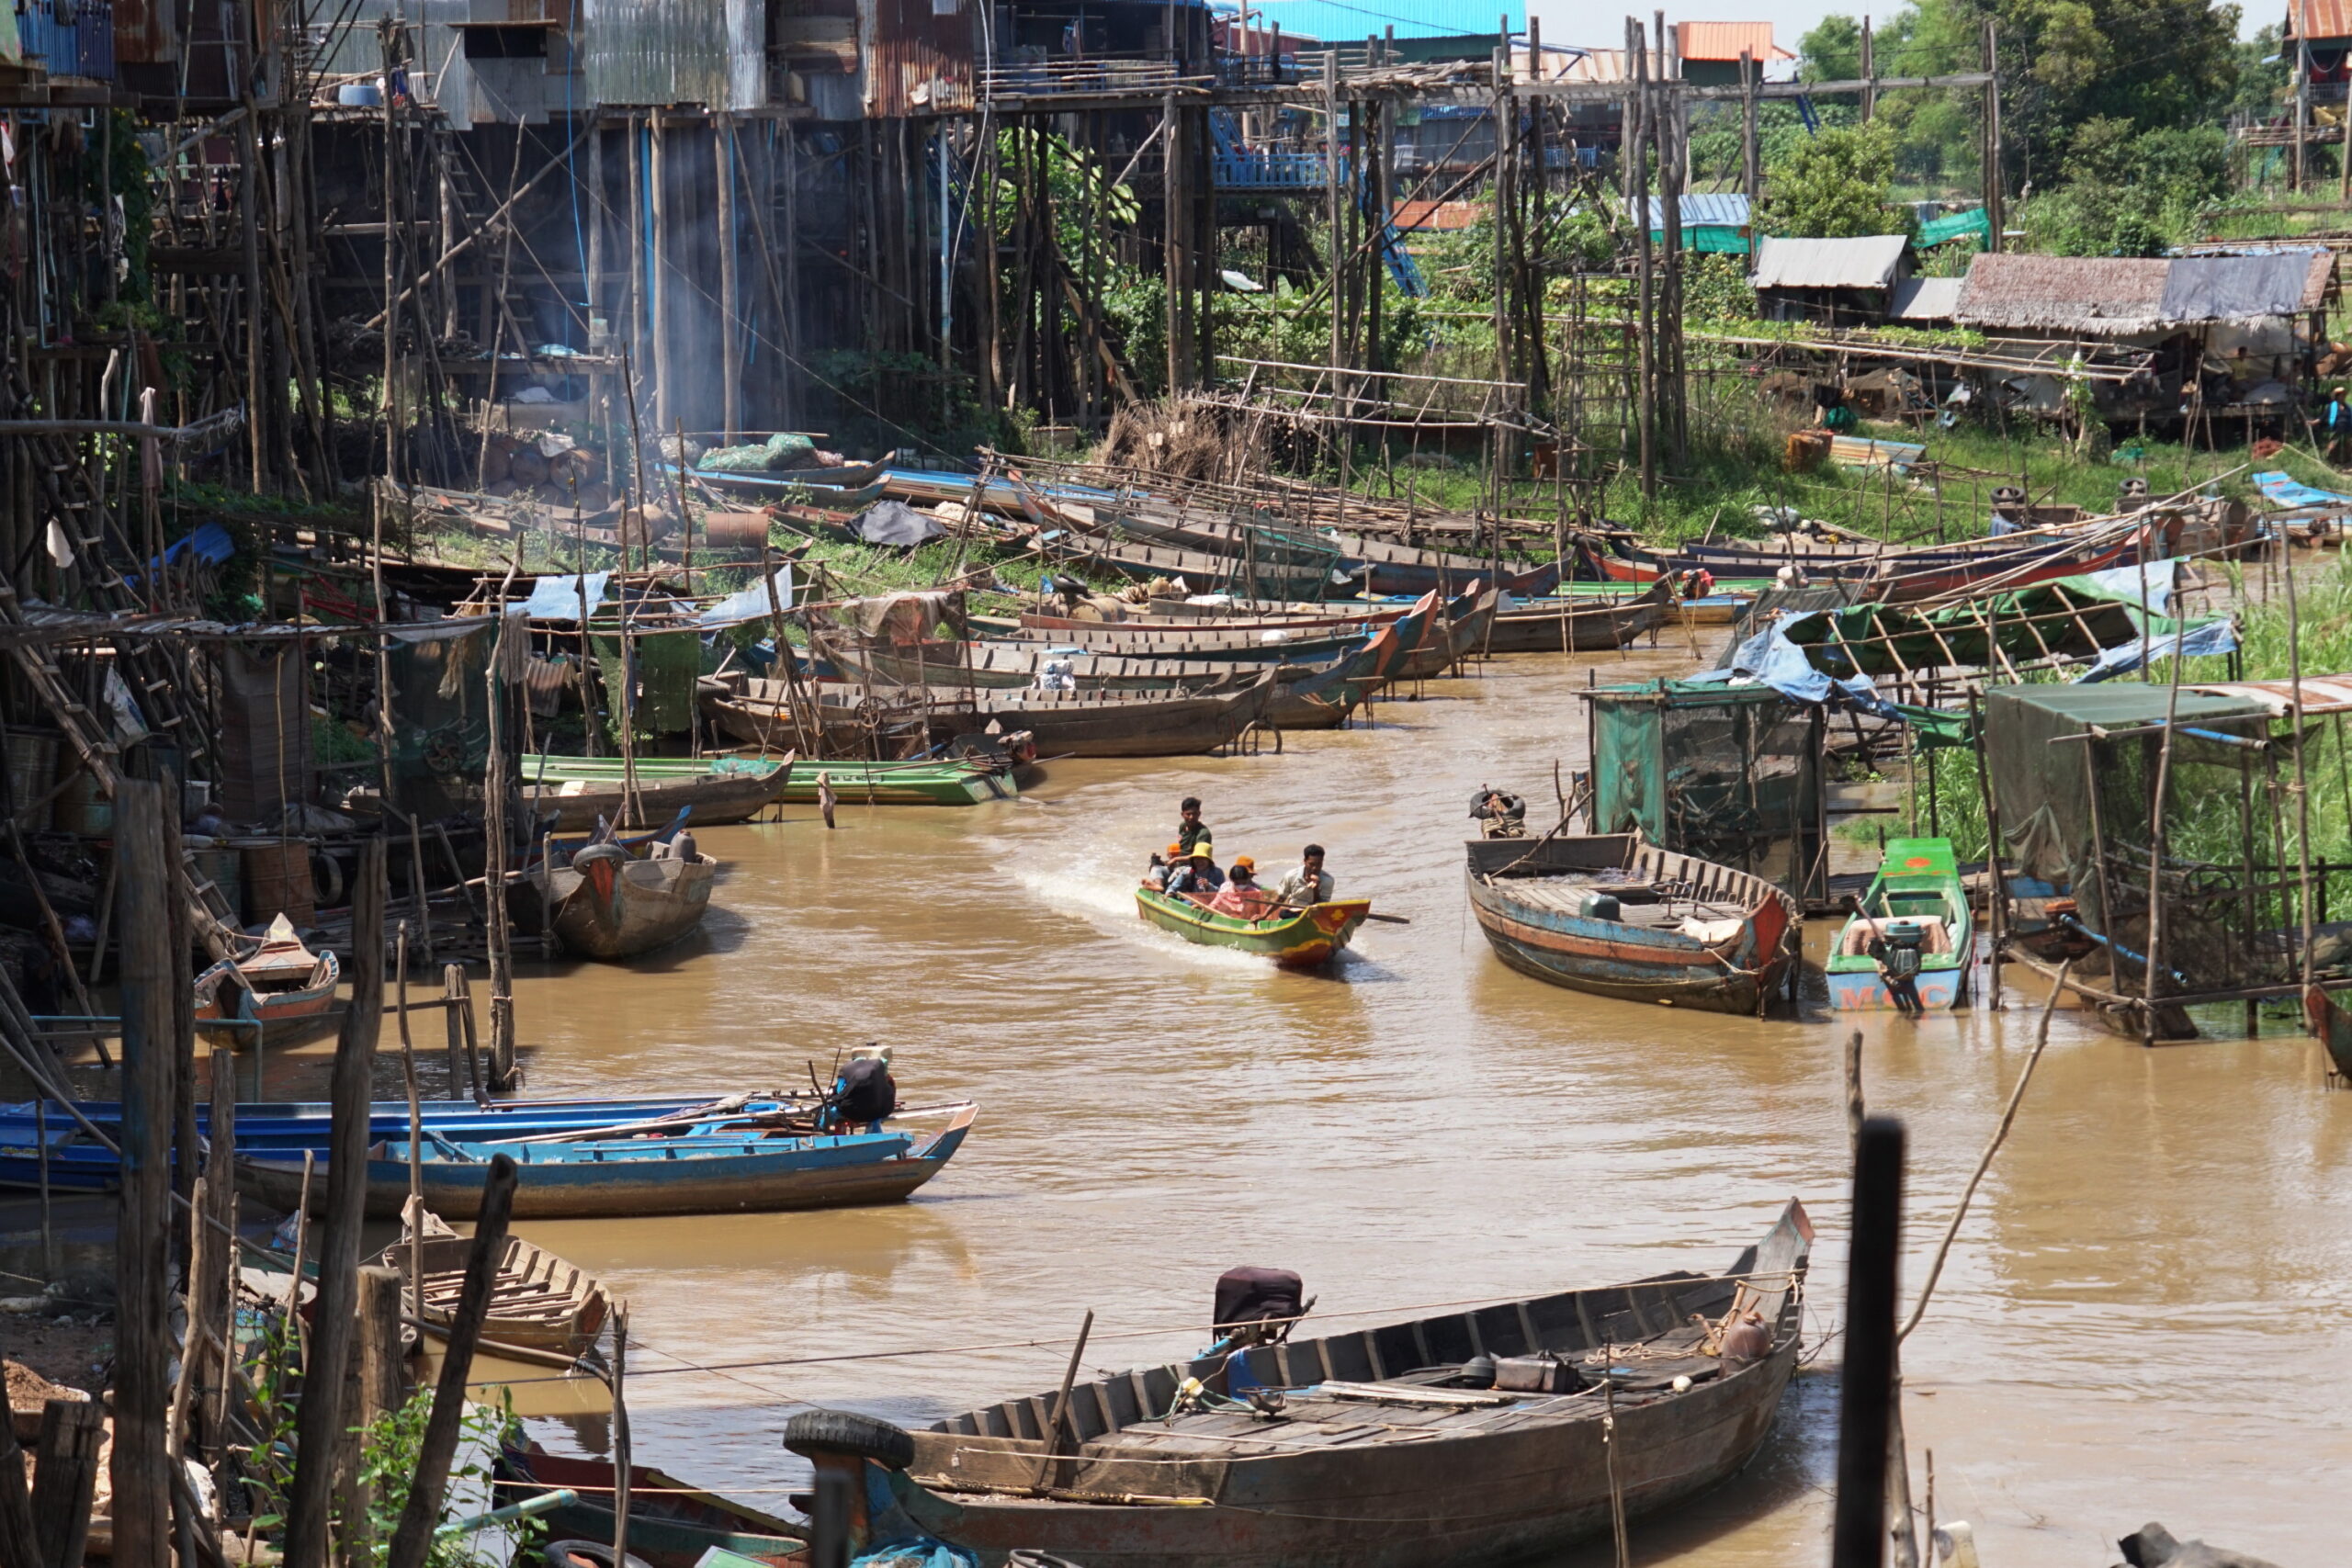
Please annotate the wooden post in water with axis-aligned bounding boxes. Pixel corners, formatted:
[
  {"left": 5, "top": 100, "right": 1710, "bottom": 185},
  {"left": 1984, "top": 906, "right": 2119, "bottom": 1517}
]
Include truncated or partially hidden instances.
[
  {"left": 384, "top": 1156, "right": 521, "bottom": 1568},
  {"left": 285, "top": 837, "right": 387, "bottom": 1568},
  {"left": 0, "top": 1372, "right": 41, "bottom": 1568},
  {"left": 717, "top": 114, "right": 741, "bottom": 444},
  {"left": 611, "top": 1303, "right": 633, "bottom": 1566},
  {"left": 111, "top": 778, "right": 175, "bottom": 1568}
]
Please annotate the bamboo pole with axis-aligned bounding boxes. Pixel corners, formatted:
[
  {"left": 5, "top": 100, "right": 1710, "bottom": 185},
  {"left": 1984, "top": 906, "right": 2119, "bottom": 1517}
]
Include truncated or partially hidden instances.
[{"left": 284, "top": 837, "right": 386, "bottom": 1568}]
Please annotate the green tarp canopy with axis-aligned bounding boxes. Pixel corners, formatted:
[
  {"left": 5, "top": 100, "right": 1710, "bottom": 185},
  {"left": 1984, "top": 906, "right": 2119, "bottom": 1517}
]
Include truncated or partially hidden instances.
[
  {"left": 1917, "top": 208, "right": 1991, "bottom": 247},
  {"left": 1647, "top": 226, "right": 1752, "bottom": 254},
  {"left": 1773, "top": 574, "right": 2222, "bottom": 682}
]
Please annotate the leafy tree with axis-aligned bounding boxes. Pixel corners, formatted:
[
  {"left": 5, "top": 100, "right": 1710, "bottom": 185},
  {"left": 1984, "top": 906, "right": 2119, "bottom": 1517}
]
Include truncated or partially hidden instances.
[{"left": 1758, "top": 123, "right": 1912, "bottom": 237}]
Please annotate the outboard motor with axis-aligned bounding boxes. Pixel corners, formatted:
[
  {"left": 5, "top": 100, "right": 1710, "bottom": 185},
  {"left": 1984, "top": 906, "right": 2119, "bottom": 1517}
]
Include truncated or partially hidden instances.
[
  {"left": 2118, "top": 476, "right": 2152, "bottom": 513},
  {"left": 1469, "top": 784, "right": 1528, "bottom": 839},
  {"left": 831, "top": 1047, "right": 898, "bottom": 1127}
]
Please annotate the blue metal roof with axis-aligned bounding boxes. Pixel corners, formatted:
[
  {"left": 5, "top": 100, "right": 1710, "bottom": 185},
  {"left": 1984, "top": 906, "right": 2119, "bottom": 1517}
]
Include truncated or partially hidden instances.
[{"left": 1239, "top": 0, "right": 1524, "bottom": 43}]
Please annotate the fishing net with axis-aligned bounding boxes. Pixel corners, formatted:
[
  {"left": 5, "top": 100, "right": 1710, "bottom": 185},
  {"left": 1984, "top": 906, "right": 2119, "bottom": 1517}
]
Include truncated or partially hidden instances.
[
  {"left": 1589, "top": 682, "right": 1826, "bottom": 902},
  {"left": 1984, "top": 685, "right": 2290, "bottom": 995}
]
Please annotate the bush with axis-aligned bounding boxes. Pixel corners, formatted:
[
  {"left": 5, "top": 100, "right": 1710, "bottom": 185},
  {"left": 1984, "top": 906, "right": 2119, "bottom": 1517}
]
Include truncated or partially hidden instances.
[{"left": 1758, "top": 123, "right": 1913, "bottom": 239}]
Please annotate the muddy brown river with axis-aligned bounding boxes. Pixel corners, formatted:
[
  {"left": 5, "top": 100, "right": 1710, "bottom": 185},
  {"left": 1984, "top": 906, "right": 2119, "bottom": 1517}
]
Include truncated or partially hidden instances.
[{"left": 171, "top": 639, "right": 2352, "bottom": 1562}]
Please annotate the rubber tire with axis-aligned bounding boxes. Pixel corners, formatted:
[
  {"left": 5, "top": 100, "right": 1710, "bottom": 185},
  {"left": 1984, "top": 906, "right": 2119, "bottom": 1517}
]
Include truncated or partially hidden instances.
[
  {"left": 783, "top": 1408, "right": 917, "bottom": 1472},
  {"left": 544, "top": 1541, "right": 655, "bottom": 1568}
]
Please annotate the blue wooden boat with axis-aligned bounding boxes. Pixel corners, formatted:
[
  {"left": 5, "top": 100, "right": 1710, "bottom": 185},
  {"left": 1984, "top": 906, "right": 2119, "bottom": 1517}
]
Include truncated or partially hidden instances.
[
  {"left": 0, "top": 1092, "right": 799, "bottom": 1192},
  {"left": 236, "top": 1103, "right": 978, "bottom": 1219},
  {"left": 1464, "top": 834, "right": 1800, "bottom": 1016},
  {"left": 1827, "top": 838, "right": 1972, "bottom": 1010}
]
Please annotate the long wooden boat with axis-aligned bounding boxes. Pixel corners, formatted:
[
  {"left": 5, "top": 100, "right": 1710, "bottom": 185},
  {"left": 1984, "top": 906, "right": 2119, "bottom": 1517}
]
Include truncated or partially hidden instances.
[
  {"left": 496, "top": 1447, "right": 807, "bottom": 1568},
  {"left": 1392, "top": 583, "right": 1498, "bottom": 679},
  {"left": 1099, "top": 506, "right": 1351, "bottom": 572},
  {"left": 1372, "top": 589, "right": 1442, "bottom": 681},
  {"left": 1042, "top": 536, "right": 1350, "bottom": 604},
  {"left": 1135, "top": 886, "right": 1371, "bottom": 966},
  {"left": 525, "top": 840, "right": 718, "bottom": 961},
  {"left": 1464, "top": 834, "right": 1799, "bottom": 1016},
  {"left": 1580, "top": 524, "right": 2141, "bottom": 603},
  {"left": 237, "top": 1104, "right": 978, "bottom": 1220},
  {"left": 815, "top": 1201, "right": 1812, "bottom": 1568},
  {"left": 1827, "top": 838, "right": 1971, "bottom": 1010},
  {"left": 1329, "top": 531, "right": 1560, "bottom": 597},
  {"left": 521, "top": 754, "right": 793, "bottom": 830},
  {"left": 778, "top": 757, "right": 1019, "bottom": 805},
  {"left": 0, "top": 1092, "right": 808, "bottom": 1191},
  {"left": 698, "top": 676, "right": 930, "bottom": 758},
  {"left": 900, "top": 674, "right": 1278, "bottom": 758},
  {"left": 1483, "top": 581, "right": 1674, "bottom": 654},
  {"left": 383, "top": 1208, "right": 611, "bottom": 1356},
  {"left": 1011, "top": 600, "right": 1414, "bottom": 631},
  {"left": 1267, "top": 626, "right": 1395, "bottom": 728},
  {"left": 193, "top": 916, "right": 342, "bottom": 1051},
  {"left": 968, "top": 617, "right": 1371, "bottom": 663}
]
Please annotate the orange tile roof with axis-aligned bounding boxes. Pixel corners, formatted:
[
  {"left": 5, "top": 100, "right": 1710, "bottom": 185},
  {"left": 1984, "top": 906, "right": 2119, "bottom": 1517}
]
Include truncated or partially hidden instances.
[{"left": 1675, "top": 21, "right": 1792, "bottom": 62}]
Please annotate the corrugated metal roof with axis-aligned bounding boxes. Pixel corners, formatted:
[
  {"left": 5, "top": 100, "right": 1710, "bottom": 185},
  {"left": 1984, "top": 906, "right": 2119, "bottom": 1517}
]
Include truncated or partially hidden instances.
[
  {"left": 2294, "top": 0, "right": 2352, "bottom": 41},
  {"left": 1955, "top": 251, "right": 2328, "bottom": 334},
  {"left": 1675, "top": 21, "right": 1791, "bottom": 62},
  {"left": 1889, "top": 276, "right": 1962, "bottom": 321},
  {"left": 861, "top": 0, "right": 976, "bottom": 116},
  {"left": 1563, "top": 47, "right": 1625, "bottom": 81},
  {"left": 1243, "top": 0, "right": 1523, "bottom": 43},
  {"left": 1628, "top": 194, "right": 1751, "bottom": 228},
  {"left": 2190, "top": 676, "right": 2352, "bottom": 715},
  {"left": 583, "top": 0, "right": 763, "bottom": 107},
  {"left": 1392, "top": 198, "right": 1482, "bottom": 231},
  {"left": 1751, "top": 233, "right": 1907, "bottom": 290},
  {"left": 1953, "top": 254, "right": 2173, "bottom": 334},
  {"left": 2159, "top": 251, "right": 2332, "bottom": 321}
]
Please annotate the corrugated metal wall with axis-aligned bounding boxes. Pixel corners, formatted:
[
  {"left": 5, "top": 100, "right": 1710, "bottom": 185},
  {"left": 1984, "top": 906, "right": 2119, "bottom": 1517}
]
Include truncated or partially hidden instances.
[
  {"left": 582, "top": 0, "right": 763, "bottom": 109},
  {"left": 858, "top": 0, "right": 974, "bottom": 118},
  {"left": 112, "top": 0, "right": 173, "bottom": 68}
]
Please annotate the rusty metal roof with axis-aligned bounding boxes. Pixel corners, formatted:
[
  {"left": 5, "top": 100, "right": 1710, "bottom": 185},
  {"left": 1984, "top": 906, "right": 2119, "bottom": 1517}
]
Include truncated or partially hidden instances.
[
  {"left": 2189, "top": 676, "right": 2352, "bottom": 715},
  {"left": 2293, "top": 0, "right": 2352, "bottom": 40},
  {"left": 1675, "top": 21, "right": 1792, "bottom": 62}
]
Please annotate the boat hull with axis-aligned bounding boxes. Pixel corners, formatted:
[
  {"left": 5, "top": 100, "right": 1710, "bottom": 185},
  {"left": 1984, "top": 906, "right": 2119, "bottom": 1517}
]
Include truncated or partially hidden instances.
[
  {"left": 1826, "top": 967, "right": 1966, "bottom": 1010},
  {"left": 534, "top": 851, "right": 718, "bottom": 961},
  {"left": 1483, "top": 592, "right": 1668, "bottom": 654},
  {"left": 497, "top": 1448, "right": 806, "bottom": 1568},
  {"left": 1135, "top": 888, "right": 1370, "bottom": 966},
  {"left": 777, "top": 760, "right": 1015, "bottom": 805},
  {"left": 884, "top": 1202, "right": 1813, "bottom": 1568},
  {"left": 523, "top": 763, "right": 789, "bottom": 831},
  {"left": 915, "top": 679, "right": 1275, "bottom": 758},
  {"left": 238, "top": 1121, "right": 972, "bottom": 1220},
  {"left": 1464, "top": 837, "right": 1797, "bottom": 1016}
]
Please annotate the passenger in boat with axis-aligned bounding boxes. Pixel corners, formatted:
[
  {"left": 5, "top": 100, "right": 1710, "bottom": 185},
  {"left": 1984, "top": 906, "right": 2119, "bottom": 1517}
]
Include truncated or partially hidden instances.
[
  {"left": 1176, "top": 796, "right": 1212, "bottom": 854},
  {"left": 1270, "top": 844, "right": 1333, "bottom": 908},
  {"left": 1208, "top": 856, "right": 1269, "bottom": 919},
  {"left": 1165, "top": 842, "right": 1224, "bottom": 900},
  {"left": 1142, "top": 841, "right": 1184, "bottom": 892},
  {"left": 1862, "top": 913, "right": 1926, "bottom": 1018}
]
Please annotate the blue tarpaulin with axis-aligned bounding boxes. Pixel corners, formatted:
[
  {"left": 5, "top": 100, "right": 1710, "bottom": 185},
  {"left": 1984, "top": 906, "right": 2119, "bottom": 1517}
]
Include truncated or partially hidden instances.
[
  {"left": 520, "top": 571, "right": 611, "bottom": 620},
  {"left": 2253, "top": 470, "right": 2352, "bottom": 510}
]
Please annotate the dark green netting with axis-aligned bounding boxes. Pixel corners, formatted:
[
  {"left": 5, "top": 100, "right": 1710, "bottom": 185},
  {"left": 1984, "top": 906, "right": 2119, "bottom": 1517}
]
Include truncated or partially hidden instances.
[
  {"left": 593, "top": 628, "right": 703, "bottom": 743},
  {"left": 385, "top": 625, "right": 494, "bottom": 819},
  {"left": 1589, "top": 682, "right": 1826, "bottom": 901},
  {"left": 1984, "top": 684, "right": 2291, "bottom": 995}
]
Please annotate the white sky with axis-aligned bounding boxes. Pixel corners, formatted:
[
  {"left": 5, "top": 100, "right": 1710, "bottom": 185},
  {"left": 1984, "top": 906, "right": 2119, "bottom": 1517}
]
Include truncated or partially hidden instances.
[{"left": 1519, "top": 0, "right": 2267, "bottom": 58}]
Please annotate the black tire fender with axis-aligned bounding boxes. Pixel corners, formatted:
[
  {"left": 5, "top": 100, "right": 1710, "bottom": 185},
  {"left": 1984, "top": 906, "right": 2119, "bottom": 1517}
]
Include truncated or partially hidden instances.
[
  {"left": 543, "top": 1540, "right": 655, "bottom": 1568},
  {"left": 783, "top": 1408, "right": 917, "bottom": 1472}
]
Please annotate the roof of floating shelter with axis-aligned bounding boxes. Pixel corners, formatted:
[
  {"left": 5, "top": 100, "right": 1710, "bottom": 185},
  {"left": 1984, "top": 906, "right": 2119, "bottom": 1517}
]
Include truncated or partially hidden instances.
[
  {"left": 1955, "top": 251, "right": 2332, "bottom": 335},
  {"left": 1751, "top": 233, "right": 1908, "bottom": 290}
]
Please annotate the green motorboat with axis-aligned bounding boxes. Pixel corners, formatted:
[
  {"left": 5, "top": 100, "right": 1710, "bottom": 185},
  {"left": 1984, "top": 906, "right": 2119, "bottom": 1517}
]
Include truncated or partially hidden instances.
[{"left": 522, "top": 752, "right": 1018, "bottom": 807}]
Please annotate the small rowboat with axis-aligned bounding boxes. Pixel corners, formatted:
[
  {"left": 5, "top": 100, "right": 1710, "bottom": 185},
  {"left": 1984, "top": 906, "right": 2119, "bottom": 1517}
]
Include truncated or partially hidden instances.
[
  {"left": 239, "top": 1103, "right": 979, "bottom": 1220},
  {"left": 2303, "top": 984, "right": 2352, "bottom": 1082},
  {"left": 527, "top": 839, "right": 718, "bottom": 961},
  {"left": 1135, "top": 886, "right": 1371, "bottom": 967},
  {"left": 381, "top": 1207, "right": 610, "bottom": 1358},
  {"left": 495, "top": 1445, "right": 807, "bottom": 1568},
  {"left": 839, "top": 1201, "right": 1814, "bottom": 1568},
  {"left": 1464, "top": 834, "right": 1799, "bottom": 1015},
  {"left": 1827, "top": 838, "right": 1972, "bottom": 1010},
  {"left": 193, "top": 916, "right": 342, "bottom": 1050}
]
